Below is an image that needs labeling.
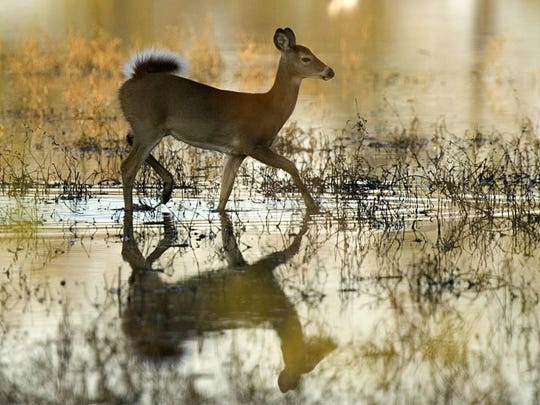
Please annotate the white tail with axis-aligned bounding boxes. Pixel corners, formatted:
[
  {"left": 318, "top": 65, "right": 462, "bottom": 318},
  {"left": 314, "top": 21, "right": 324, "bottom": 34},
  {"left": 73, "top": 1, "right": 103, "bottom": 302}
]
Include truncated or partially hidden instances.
[
  {"left": 122, "top": 48, "right": 189, "bottom": 78},
  {"left": 119, "top": 27, "right": 334, "bottom": 216}
]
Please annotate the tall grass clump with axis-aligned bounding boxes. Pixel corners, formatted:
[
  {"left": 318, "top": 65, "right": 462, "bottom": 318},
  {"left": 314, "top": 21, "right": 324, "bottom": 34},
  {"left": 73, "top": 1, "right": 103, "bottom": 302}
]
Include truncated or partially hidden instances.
[
  {"left": 0, "top": 28, "right": 230, "bottom": 202},
  {"left": 1, "top": 26, "right": 539, "bottom": 221}
]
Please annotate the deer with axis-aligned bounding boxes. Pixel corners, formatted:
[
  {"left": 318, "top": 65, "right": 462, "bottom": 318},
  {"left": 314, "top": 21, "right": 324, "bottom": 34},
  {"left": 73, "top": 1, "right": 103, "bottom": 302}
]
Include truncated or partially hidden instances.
[
  {"left": 119, "top": 27, "right": 334, "bottom": 217},
  {"left": 121, "top": 211, "right": 336, "bottom": 393}
]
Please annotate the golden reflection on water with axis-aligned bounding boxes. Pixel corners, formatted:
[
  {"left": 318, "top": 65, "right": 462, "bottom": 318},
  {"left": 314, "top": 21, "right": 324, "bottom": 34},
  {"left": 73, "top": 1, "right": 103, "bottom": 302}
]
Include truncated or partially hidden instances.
[{"left": 122, "top": 211, "right": 336, "bottom": 393}]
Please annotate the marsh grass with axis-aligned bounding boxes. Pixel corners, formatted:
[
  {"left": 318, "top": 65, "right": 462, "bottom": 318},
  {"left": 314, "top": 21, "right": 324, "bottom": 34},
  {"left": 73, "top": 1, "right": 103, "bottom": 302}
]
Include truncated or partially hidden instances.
[
  {"left": 2, "top": 29, "right": 539, "bottom": 221},
  {"left": 0, "top": 31, "right": 538, "bottom": 316},
  {"left": 2, "top": 31, "right": 540, "bottom": 304}
]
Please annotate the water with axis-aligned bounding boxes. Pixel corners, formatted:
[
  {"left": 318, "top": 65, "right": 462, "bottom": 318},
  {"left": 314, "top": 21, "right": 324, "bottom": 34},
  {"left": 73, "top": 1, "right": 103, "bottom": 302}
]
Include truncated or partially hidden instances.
[
  {"left": 1, "top": 1, "right": 540, "bottom": 403},
  {"left": 2, "top": 188, "right": 539, "bottom": 402}
]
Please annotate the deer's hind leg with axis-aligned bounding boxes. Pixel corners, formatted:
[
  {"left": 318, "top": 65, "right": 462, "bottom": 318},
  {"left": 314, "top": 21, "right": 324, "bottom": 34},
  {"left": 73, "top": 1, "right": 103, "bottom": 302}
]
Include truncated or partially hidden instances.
[
  {"left": 145, "top": 153, "right": 174, "bottom": 205},
  {"left": 126, "top": 131, "right": 174, "bottom": 205},
  {"left": 121, "top": 127, "right": 164, "bottom": 213}
]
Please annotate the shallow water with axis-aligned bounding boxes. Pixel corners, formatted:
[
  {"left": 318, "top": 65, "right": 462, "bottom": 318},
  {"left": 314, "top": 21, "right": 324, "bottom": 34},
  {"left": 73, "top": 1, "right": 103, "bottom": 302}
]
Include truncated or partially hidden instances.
[
  {"left": 1, "top": 187, "right": 539, "bottom": 403},
  {"left": 1, "top": 1, "right": 540, "bottom": 403}
]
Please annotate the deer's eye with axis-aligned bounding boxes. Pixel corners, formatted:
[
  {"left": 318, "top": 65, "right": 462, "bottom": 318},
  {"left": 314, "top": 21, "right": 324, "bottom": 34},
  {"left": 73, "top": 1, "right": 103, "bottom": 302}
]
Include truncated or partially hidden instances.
[{"left": 301, "top": 56, "right": 312, "bottom": 64}]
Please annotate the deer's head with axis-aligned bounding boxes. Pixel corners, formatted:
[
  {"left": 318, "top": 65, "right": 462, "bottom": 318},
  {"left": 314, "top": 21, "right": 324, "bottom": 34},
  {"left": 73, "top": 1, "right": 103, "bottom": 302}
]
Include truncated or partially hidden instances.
[{"left": 274, "top": 27, "right": 335, "bottom": 81}]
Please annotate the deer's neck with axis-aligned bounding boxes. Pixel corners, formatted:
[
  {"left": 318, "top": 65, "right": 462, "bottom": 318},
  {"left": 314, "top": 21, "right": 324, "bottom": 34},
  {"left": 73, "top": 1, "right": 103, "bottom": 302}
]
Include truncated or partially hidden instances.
[{"left": 267, "top": 58, "right": 302, "bottom": 121}]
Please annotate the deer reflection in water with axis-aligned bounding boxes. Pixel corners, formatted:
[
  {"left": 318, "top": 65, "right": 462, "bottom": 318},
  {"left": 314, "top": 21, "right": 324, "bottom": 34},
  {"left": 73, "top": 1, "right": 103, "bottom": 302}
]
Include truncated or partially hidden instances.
[{"left": 121, "top": 212, "right": 335, "bottom": 393}]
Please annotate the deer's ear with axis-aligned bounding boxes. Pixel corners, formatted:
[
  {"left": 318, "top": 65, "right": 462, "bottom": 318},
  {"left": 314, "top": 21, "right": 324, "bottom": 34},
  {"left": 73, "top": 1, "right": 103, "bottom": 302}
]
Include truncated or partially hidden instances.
[
  {"left": 283, "top": 27, "right": 296, "bottom": 46},
  {"left": 274, "top": 27, "right": 296, "bottom": 51}
]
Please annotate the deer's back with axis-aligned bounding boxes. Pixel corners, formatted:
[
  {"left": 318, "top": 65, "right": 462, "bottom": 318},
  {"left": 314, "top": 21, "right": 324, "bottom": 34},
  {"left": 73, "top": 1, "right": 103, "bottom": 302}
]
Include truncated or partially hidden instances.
[{"left": 119, "top": 74, "right": 288, "bottom": 152}]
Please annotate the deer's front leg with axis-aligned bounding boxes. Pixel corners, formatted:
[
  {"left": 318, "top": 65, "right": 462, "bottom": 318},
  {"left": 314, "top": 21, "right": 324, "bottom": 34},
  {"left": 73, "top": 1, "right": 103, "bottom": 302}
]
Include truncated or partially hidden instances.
[
  {"left": 249, "top": 148, "right": 319, "bottom": 213},
  {"left": 218, "top": 154, "right": 246, "bottom": 211}
]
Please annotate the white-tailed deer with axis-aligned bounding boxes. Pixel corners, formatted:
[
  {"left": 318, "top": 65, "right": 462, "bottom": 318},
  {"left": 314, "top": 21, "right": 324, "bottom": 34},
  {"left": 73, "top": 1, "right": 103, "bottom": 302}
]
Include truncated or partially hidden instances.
[
  {"left": 121, "top": 212, "right": 336, "bottom": 392},
  {"left": 119, "top": 27, "right": 334, "bottom": 215}
]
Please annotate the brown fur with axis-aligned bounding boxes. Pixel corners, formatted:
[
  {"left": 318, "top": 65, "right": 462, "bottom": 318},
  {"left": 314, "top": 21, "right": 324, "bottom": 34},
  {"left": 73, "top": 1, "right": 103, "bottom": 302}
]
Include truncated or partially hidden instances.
[{"left": 119, "top": 27, "right": 334, "bottom": 215}]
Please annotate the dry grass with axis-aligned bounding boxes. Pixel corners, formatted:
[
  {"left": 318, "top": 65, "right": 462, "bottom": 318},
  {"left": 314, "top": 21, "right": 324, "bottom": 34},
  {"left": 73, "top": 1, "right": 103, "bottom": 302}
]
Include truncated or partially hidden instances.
[
  {"left": 0, "top": 29, "right": 285, "bottom": 203},
  {"left": 2, "top": 28, "right": 538, "bottom": 213}
]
